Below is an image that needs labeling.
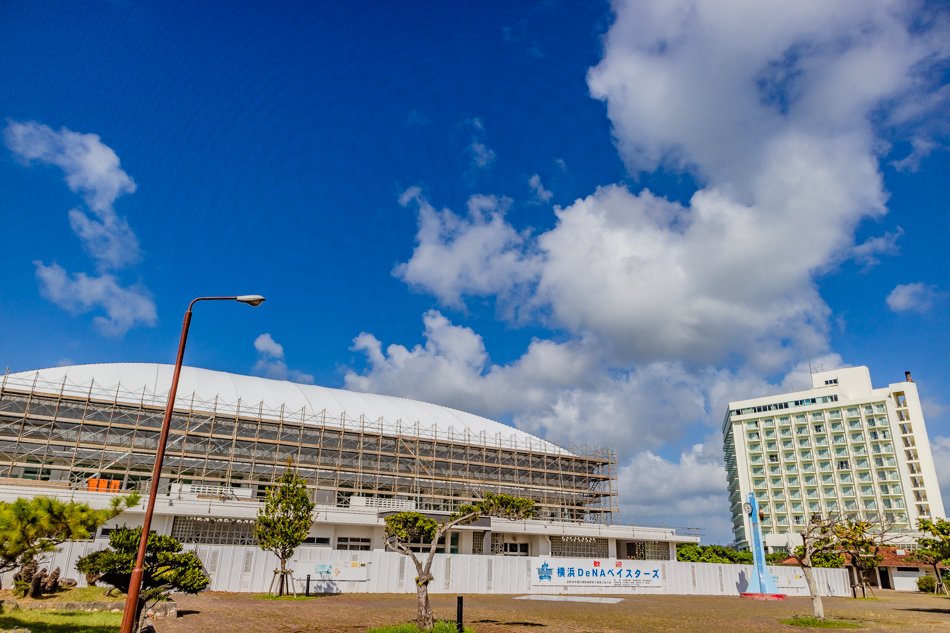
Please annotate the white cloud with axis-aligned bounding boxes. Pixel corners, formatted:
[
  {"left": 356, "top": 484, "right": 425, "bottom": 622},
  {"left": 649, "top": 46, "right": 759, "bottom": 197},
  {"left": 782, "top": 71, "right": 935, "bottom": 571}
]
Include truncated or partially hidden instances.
[
  {"left": 6, "top": 120, "right": 155, "bottom": 336},
  {"left": 253, "top": 333, "right": 284, "bottom": 358},
  {"left": 931, "top": 436, "right": 950, "bottom": 513},
  {"left": 886, "top": 282, "right": 940, "bottom": 313},
  {"left": 252, "top": 333, "right": 314, "bottom": 384},
  {"left": 890, "top": 137, "right": 939, "bottom": 172},
  {"left": 391, "top": 2, "right": 947, "bottom": 372},
  {"left": 852, "top": 228, "right": 903, "bottom": 269},
  {"left": 587, "top": 1, "right": 942, "bottom": 192},
  {"left": 535, "top": 184, "right": 834, "bottom": 369},
  {"left": 618, "top": 440, "right": 732, "bottom": 541},
  {"left": 5, "top": 120, "right": 140, "bottom": 269},
  {"left": 345, "top": 310, "right": 802, "bottom": 452},
  {"left": 469, "top": 142, "right": 496, "bottom": 168},
  {"left": 528, "top": 174, "right": 553, "bottom": 203},
  {"left": 393, "top": 188, "right": 541, "bottom": 308},
  {"left": 34, "top": 262, "right": 156, "bottom": 336}
]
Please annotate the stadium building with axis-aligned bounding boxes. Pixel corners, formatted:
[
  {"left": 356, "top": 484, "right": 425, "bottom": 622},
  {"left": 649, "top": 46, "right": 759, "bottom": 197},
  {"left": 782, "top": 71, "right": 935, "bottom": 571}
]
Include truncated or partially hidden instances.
[{"left": 0, "top": 363, "right": 697, "bottom": 570}]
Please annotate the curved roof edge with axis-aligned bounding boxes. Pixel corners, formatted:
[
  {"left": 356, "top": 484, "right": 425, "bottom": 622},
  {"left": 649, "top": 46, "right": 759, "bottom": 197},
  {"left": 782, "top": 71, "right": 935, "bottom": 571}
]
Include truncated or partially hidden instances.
[{"left": 5, "top": 363, "right": 568, "bottom": 455}]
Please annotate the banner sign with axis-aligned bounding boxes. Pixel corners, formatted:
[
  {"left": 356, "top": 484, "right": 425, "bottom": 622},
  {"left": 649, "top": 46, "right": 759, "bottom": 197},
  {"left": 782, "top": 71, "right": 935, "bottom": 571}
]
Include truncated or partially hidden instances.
[{"left": 531, "top": 558, "right": 663, "bottom": 588}]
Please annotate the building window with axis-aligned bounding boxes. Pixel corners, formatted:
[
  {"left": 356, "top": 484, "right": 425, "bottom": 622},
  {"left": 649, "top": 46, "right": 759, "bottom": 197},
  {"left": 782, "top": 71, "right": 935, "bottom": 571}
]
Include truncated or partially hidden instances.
[
  {"left": 336, "top": 536, "right": 372, "bottom": 551},
  {"left": 824, "top": 379, "right": 839, "bottom": 385},
  {"left": 551, "top": 536, "right": 609, "bottom": 558},
  {"left": 171, "top": 516, "right": 257, "bottom": 545},
  {"left": 472, "top": 531, "right": 486, "bottom": 555},
  {"left": 838, "top": 460, "right": 850, "bottom": 470},
  {"left": 625, "top": 540, "right": 671, "bottom": 561},
  {"left": 503, "top": 542, "right": 529, "bottom": 556}
]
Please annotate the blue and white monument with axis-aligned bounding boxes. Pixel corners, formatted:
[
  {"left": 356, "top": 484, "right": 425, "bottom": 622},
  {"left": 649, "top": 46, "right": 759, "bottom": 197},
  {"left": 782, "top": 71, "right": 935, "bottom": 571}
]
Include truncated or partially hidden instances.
[{"left": 741, "top": 493, "right": 786, "bottom": 600}]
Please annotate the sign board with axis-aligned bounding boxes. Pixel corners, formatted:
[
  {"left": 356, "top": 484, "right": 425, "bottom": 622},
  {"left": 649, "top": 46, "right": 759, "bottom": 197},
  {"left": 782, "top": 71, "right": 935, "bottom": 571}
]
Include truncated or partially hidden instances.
[
  {"left": 531, "top": 558, "right": 663, "bottom": 588},
  {"left": 312, "top": 561, "right": 369, "bottom": 582}
]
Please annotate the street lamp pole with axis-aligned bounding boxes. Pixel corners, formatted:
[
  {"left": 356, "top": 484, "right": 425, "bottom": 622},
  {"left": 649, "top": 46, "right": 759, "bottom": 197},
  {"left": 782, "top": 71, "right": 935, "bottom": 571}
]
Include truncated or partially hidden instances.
[{"left": 119, "top": 295, "right": 265, "bottom": 633}]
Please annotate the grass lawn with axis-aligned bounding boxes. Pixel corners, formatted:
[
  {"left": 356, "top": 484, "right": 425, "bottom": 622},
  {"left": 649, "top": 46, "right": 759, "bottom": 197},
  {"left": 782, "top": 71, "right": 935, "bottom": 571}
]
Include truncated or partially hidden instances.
[
  {"left": 0, "top": 609, "right": 120, "bottom": 633},
  {"left": 780, "top": 615, "right": 860, "bottom": 629},
  {"left": 1, "top": 585, "right": 125, "bottom": 603}
]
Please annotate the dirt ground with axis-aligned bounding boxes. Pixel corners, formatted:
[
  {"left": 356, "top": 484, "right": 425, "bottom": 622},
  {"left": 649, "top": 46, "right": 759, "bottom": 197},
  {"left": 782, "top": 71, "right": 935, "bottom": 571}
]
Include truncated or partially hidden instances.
[{"left": 155, "top": 590, "right": 949, "bottom": 633}]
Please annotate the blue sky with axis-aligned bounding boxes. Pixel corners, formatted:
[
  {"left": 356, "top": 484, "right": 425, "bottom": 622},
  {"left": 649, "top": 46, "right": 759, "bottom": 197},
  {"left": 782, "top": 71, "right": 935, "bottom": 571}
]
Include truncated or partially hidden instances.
[{"left": 1, "top": 1, "right": 948, "bottom": 542}]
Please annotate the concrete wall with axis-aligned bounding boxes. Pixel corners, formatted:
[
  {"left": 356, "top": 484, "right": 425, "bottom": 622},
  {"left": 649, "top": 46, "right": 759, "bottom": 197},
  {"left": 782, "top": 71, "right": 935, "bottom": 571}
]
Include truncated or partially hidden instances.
[{"left": 2, "top": 542, "right": 850, "bottom": 598}]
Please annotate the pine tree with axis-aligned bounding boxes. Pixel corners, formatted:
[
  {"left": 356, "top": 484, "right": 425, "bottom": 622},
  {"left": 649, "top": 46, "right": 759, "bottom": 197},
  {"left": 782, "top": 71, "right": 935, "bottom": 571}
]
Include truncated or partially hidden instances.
[
  {"left": 76, "top": 526, "right": 210, "bottom": 631},
  {"left": 254, "top": 465, "right": 315, "bottom": 596},
  {"left": 0, "top": 493, "right": 138, "bottom": 582}
]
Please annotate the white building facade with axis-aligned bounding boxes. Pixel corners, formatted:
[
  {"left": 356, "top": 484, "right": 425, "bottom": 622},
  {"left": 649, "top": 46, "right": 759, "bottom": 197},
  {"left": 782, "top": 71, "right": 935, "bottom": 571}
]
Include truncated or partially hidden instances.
[{"left": 723, "top": 366, "right": 945, "bottom": 551}]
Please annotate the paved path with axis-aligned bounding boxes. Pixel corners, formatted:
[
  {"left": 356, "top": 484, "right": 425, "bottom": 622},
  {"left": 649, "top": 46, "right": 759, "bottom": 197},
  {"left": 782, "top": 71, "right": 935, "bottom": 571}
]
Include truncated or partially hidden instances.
[{"left": 157, "top": 590, "right": 950, "bottom": 632}]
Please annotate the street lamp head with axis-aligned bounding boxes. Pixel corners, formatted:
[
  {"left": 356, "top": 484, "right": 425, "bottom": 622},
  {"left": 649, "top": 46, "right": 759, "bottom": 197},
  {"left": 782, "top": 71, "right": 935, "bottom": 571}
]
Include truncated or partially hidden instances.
[{"left": 236, "top": 295, "right": 266, "bottom": 307}]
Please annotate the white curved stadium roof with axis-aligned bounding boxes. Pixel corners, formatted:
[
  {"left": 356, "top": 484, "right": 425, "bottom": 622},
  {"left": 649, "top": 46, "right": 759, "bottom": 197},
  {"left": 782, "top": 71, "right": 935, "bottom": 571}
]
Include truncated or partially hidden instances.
[{"left": 7, "top": 363, "right": 565, "bottom": 454}]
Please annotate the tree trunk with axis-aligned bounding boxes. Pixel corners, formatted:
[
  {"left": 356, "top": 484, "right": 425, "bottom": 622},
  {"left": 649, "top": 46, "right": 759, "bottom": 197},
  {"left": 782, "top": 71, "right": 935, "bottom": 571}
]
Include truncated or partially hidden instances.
[
  {"left": 802, "top": 565, "right": 825, "bottom": 620},
  {"left": 933, "top": 563, "right": 949, "bottom": 596},
  {"left": 279, "top": 559, "right": 287, "bottom": 597},
  {"left": 415, "top": 578, "right": 434, "bottom": 630}
]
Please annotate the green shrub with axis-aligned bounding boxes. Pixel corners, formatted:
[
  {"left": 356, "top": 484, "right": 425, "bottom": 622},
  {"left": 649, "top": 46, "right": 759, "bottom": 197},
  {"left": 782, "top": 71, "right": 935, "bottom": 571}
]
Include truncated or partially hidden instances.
[{"left": 917, "top": 575, "right": 937, "bottom": 593}]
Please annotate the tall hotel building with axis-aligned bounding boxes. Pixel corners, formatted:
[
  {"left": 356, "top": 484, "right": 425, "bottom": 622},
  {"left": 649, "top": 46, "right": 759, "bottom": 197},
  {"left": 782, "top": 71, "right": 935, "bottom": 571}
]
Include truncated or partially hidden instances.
[{"left": 723, "top": 366, "right": 945, "bottom": 551}]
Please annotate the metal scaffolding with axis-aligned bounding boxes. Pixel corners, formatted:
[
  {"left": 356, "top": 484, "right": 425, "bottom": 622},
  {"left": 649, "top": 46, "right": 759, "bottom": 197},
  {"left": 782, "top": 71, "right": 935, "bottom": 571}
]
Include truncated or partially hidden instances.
[{"left": 0, "top": 371, "right": 619, "bottom": 524}]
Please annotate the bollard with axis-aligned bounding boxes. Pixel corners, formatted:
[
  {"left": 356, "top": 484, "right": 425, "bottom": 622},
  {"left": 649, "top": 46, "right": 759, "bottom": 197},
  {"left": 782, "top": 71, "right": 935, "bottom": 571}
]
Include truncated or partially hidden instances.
[
  {"left": 306, "top": 574, "right": 311, "bottom": 597},
  {"left": 456, "top": 595, "right": 463, "bottom": 633}
]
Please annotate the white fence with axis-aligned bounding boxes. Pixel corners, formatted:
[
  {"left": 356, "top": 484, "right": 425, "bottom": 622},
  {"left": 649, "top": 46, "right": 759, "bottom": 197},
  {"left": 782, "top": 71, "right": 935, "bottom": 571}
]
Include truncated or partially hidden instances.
[{"left": 1, "top": 542, "right": 850, "bottom": 598}]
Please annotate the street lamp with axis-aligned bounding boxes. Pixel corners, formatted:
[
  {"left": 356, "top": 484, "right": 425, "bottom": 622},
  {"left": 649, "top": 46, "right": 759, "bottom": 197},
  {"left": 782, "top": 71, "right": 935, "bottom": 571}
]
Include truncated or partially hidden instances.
[{"left": 119, "top": 295, "right": 265, "bottom": 633}]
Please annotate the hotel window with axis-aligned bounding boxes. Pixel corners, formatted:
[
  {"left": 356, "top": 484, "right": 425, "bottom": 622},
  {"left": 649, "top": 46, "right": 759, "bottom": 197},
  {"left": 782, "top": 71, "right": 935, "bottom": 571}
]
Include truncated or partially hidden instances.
[{"left": 838, "top": 460, "right": 850, "bottom": 470}]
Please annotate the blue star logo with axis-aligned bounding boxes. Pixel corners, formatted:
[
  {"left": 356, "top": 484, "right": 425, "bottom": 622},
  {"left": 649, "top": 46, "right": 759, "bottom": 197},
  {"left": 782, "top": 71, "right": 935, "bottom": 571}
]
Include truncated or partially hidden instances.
[{"left": 537, "top": 562, "right": 553, "bottom": 582}]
